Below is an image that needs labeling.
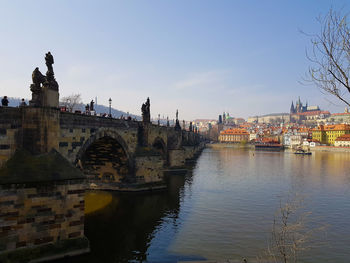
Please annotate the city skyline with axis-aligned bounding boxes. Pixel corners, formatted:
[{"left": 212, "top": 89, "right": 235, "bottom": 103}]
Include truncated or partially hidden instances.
[{"left": 1, "top": 0, "right": 349, "bottom": 120}]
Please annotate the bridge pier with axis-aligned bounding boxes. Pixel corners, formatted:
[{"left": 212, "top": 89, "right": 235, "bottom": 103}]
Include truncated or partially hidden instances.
[
  {"left": 0, "top": 150, "right": 89, "bottom": 262},
  {"left": 134, "top": 154, "right": 165, "bottom": 187}
]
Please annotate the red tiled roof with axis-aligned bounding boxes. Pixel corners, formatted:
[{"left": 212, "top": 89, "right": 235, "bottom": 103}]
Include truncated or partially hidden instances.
[
  {"left": 332, "top": 112, "right": 350, "bottom": 116},
  {"left": 220, "top": 128, "right": 249, "bottom": 135},
  {"left": 312, "top": 124, "right": 350, "bottom": 131},
  {"left": 296, "top": 111, "right": 330, "bottom": 116},
  {"left": 335, "top": 134, "right": 350, "bottom": 141}
]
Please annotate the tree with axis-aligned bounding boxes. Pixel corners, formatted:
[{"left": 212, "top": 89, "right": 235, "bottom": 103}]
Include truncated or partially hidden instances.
[
  {"left": 60, "top": 93, "right": 82, "bottom": 112},
  {"left": 258, "top": 192, "right": 327, "bottom": 263},
  {"left": 306, "top": 9, "right": 350, "bottom": 106},
  {"left": 268, "top": 194, "right": 309, "bottom": 263}
]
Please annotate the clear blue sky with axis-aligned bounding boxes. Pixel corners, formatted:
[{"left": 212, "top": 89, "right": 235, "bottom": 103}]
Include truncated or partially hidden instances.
[{"left": 0, "top": 0, "right": 349, "bottom": 120}]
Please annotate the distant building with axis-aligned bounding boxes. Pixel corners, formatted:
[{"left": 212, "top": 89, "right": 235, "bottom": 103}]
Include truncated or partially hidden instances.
[
  {"left": 247, "top": 97, "right": 327, "bottom": 125},
  {"left": 235, "top": 118, "right": 245, "bottom": 125},
  {"left": 296, "top": 110, "right": 330, "bottom": 121},
  {"left": 249, "top": 132, "right": 257, "bottom": 142},
  {"left": 247, "top": 113, "right": 290, "bottom": 124},
  {"left": 325, "top": 112, "right": 350, "bottom": 124},
  {"left": 335, "top": 134, "right": 350, "bottom": 147},
  {"left": 219, "top": 128, "right": 249, "bottom": 143},
  {"left": 290, "top": 97, "right": 320, "bottom": 114},
  {"left": 193, "top": 119, "right": 217, "bottom": 132},
  {"left": 288, "top": 97, "right": 331, "bottom": 124},
  {"left": 312, "top": 124, "right": 350, "bottom": 145},
  {"left": 218, "top": 115, "right": 223, "bottom": 124}
]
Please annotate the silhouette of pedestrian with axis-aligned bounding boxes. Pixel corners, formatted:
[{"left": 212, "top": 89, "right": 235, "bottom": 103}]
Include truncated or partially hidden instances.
[
  {"left": 19, "top": 98, "right": 27, "bottom": 107},
  {"left": 90, "top": 100, "right": 94, "bottom": 111},
  {"left": 1, "top": 96, "right": 9, "bottom": 106}
]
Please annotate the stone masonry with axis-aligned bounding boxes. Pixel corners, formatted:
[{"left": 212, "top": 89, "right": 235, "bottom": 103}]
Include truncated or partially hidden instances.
[{"left": 0, "top": 180, "right": 86, "bottom": 253}]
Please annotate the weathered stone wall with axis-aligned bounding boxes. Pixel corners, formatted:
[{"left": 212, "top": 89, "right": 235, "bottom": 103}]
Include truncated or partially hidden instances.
[
  {"left": 0, "top": 180, "right": 86, "bottom": 256},
  {"left": 183, "top": 146, "right": 197, "bottom": 160},
  {"left": 135, "top": 155, "right": 164, "bottom": 184},
  {"left": 147, "top": 125, "right": 168, "bottom": 147},
  {"left": 22, "top": 107, "right": 60, "bottom": 155},
  {"left": 0, "top": 108, "right": 22, "bottom": 168},
  {"left": 168, "top": 149, "right": 186, "bottom": 168},
  {"left": 167, "top": 129, "right": 182, "bottom": 150}
]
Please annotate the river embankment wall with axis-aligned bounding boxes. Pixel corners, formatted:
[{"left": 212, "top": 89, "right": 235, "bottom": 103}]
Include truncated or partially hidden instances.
[
  {"left": 208, "top": 143, "right": 254, "bottom": 149},
  {"left": 209, "top": 143, "right": 350, "bottom": 153},
  {"left": 310, "top": 146, "right": 350, "bottom": 153}
]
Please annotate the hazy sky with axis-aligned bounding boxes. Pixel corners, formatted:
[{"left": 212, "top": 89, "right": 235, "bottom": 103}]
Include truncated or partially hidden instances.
[{"left": 0, "top": 0, "right": 349, "bottom": 120}]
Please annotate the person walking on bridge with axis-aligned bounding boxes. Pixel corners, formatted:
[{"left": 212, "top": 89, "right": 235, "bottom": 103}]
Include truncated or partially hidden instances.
[
  {"left": 1, "top": 96, "right": 9, "bottom": 106},
  {"left": 19, "top": 98, "right": 27, "bottom": 107}
]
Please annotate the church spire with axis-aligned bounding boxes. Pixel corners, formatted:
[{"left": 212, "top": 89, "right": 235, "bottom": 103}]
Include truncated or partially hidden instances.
[{"left": 290, "top": 101, "right": 295, "bottom": 114}]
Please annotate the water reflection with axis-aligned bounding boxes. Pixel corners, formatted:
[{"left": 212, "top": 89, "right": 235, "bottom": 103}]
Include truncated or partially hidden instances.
[
  {"left": 58, "top": 148, "right": 350, "bottom": 263},
  {"left": 169, "top": 148, "right": 350, "bottom": 263},
  {"left": 57, "top": 167, "right": 198, "bottom": 263}
]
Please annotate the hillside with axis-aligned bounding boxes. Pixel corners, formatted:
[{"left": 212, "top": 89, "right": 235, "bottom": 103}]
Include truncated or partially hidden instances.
[{"left": 4, "top": 97, "right": 141, "bottom": 120}]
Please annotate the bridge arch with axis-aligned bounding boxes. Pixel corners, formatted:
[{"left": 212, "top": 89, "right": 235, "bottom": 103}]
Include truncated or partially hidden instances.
[
  {"left": 76, "top": 129, "right": 134, "bottom": 183},
  {"left": 152, "top": 137, "right": 167, "bottom": 162}
]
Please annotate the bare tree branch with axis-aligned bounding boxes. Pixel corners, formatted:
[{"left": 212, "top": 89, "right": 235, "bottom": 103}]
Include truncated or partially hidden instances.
[
  {"left": 60, "top": 93, "right": 82, "bottom": 112},
  {"left": 305, "top": 8, "right": 350, "bottom": 106}
]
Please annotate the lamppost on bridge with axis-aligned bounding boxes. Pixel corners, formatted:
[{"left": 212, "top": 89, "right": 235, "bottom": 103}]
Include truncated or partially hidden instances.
[{"left": 109, "top": 98, "right": 112, "bottom": 117}]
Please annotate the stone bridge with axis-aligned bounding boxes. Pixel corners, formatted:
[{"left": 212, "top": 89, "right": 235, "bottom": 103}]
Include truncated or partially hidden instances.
[
  {"left": 0, "top": 106, "right": 203, "bottom": 190},
  {"left": 0, "top": 53, "right": 204, "bottom": 262}
]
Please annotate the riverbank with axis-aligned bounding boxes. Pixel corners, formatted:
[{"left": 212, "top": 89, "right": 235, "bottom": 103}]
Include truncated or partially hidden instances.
[
  {"left": 208, "top": 143, "right": 350, "bottom": 153},
  {"left": 310, "top": 146, "right": 350, "bottom": 153},
  {"left": 207, "top": 143, "right": 254, "bottom": 149}
]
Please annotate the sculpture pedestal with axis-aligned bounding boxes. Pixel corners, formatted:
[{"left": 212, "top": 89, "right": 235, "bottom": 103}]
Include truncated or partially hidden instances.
[{"left": 42, "top": 86, "right": 59, "bottom": 108}]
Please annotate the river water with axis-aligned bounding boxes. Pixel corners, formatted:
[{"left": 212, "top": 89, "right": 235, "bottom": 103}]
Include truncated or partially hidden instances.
[{"left": 66, "top": 146, "right": 350, "bottom": 263}]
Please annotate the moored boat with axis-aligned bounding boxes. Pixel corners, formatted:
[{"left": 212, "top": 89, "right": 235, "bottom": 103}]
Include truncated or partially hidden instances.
[{"left": 255, "top": 143, "right": 284, "bottom": 151}]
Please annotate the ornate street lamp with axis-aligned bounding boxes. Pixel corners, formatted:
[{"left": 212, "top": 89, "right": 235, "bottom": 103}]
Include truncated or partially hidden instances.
[{"left": 109, "top": 98, "right": 112, "bottom": 117}]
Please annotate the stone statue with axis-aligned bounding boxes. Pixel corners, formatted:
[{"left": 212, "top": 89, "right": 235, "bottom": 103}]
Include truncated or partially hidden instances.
[
  {"left": 45, "top": 52, "right": 54, "bottom": 74},
  {"left": 29, "top": 52, "right": 59, "bottom": 107},
  {"left": 44, "top": 51, "right": 59, "bottom": 91},
  {"left": 174, "top": 109, "right": 181, "bottom": 131},
  {"left": 29, "top": 67, "right": 46, "bottom": 106},
  {"left": 31, "top": 67, "right": 46, "bottom": 90},
  {"left": 146, "top": 97, "right": 150, "bottom": 110},
  {"left": 141, "top": 97, "right": 151, "bottom": 123}
]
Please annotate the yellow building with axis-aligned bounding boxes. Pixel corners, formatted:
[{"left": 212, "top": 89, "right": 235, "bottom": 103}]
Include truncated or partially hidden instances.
[
  {"left": 312, "top": 124, "right": 350, "bottom": 145},
  {"left": 219, "top": 128, "right": 249, "bottom": 143}
]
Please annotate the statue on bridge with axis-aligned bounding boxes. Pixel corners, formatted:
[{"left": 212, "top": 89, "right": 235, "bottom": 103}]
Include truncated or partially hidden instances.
[
  {"left": 174, "top": 109, "right": 181, "bottom": 131},
  {"left": 141, "top": 97, "right": 150, "bottom": 123},
  {"left": 45, "top": 52, "right": 54, "bottom": 74},
  {"left": 44, "top": 51, "right": 59, "bottom": 91},
  {"left": 29, "top": 67, "right": 46, "bottom": 106},
  {"left": 29, "top": 52, "right": 59, "bottom": 107}
]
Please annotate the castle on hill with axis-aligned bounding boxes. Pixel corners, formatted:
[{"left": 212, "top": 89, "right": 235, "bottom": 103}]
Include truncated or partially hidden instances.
[{"left": 290, "top": 97, "right": 319, "bottom": 114}]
